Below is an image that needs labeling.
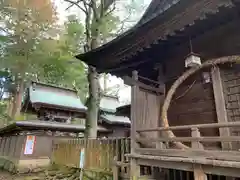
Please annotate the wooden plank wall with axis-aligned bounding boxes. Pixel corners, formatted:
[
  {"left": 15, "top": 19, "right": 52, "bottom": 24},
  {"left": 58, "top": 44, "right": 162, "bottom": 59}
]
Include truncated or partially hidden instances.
[
  {"left": 167, "top": 73, "right": 220, "bottom": 149},
  {"left": 135, "top": 88, "right": 161, "bottom": 148},
  {"left": 0, "top": 136, "right": 25, "bottom": 161},
  {"left": 221, "top": 66, "right": 240, "bottom": 150}
]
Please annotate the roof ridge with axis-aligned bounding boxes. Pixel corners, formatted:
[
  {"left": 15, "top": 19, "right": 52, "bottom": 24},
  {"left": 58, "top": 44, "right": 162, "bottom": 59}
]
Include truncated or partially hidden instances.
[
  {"left": 102, "top": 94, "right": 119, "bottom": 100},
  {"left": 31, "top": 81, "right": 77, "bottom": 93}
]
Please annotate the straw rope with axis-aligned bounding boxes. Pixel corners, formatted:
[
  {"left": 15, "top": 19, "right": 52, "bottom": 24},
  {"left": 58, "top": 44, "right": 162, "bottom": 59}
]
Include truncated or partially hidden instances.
[{"left": 161, "top": 56, "right": 240, "bottom": 149}]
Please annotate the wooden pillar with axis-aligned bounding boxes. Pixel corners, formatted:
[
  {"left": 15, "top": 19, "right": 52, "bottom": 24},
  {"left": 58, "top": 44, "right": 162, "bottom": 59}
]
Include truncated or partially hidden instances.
[
  {"left": 211, "top": 66, "right": 232, "bottom": 150},
  {"left": 191, "top": 128, "right": 207, "bottom": 180},
  {"left": 113, "top": 156, "right": 119, "bottom": 180},
  {"left": 156, "top": 64, "right": 166, "bottom": 149},
  {"left": 130, "top": 70, "right": 140, "bottom": 180}
]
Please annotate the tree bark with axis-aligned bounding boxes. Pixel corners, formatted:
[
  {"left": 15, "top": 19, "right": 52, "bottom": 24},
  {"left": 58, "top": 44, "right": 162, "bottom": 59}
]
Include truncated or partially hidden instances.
[
  {"left": 86, "top": 66, "right": 99, "bottom": 138},
  {"left": 84, "top": 7, "right": 101, "bottom": 138},
  {"left": 103, "top": 73, "right": 107, "bottom": 92},
  {"left": 11, "top": 79, "right": 24, "bottom": 120},
  {"left": 7, "top": 98, "right": 13, "bottom": 117},
  {"left": 76, "top": 0, "right": 114, "bottom": 138}
]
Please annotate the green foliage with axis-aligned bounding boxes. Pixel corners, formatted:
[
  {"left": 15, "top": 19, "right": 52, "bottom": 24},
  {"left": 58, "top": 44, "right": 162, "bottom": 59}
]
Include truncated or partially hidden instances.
[
  {"left": 0, "top": 0, "right": 143, "bottom": 126},
  {"left": 37, "top": 14, "right": 88, "bottom": 101},
  {"left": 1, "top": 0, "right": 57, "bottom": 73},
  {"left": 0, "top": 0, "right": 88, "bottom": 105},
  {"left": 62, "top": 0, "right": 146, "bottom": 137},
  {"left": 98, "top": 14, "right": 120, "bottom": 42},
  {"left": 63, "top": 15, "right": 85, "bottom": 54},
  {"left": 0, "top": 100, "right": 11, "bottom": 126}
]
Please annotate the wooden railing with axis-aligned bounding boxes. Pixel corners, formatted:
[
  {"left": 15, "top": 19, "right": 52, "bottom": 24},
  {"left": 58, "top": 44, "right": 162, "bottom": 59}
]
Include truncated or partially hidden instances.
[
  {"left": 52, "top": 138, "right": 130, "bottom": 174},
  {"left": 135, "top": 122, "right": 240, "bottom": 166}
]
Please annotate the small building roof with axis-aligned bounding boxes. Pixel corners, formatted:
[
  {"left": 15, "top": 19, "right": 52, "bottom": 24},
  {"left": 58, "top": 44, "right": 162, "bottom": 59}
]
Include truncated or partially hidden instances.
[
  {"left": 100, "top": 95, "right": 120, "bottom": 113},
  {"left": 0, "top": 120, "right": 109, "bottom": 135},
  {"left": 116, "top": 104, "right": 131, "bottom": 118},
  {"left": 98, "top": 95, "right": 130, "bottom": 125},
  {"left": 22, "top": 81, "right": 87, "bottom": 113},
  {"left": 100, "top": 113, "right": 130, "bottom": 125}
]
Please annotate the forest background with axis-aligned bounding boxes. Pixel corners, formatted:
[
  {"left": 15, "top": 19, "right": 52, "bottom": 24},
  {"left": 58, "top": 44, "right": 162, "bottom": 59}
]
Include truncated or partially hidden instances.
[{"left": 0, "top": 0, "right": 149, "bottom": 134}]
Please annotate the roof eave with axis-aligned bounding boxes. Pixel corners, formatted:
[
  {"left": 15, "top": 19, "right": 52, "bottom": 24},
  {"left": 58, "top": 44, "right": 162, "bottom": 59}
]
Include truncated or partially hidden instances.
[
  {"left": 75, "top": 0, "right": 184, "bottom": 69},
  {"left": 100, "top": 115, "right": 131, "bottom": 126},
  {"left": 76, "top": 1, "right": 236, "bottom": 73},
  {"left": 0, "top": 121, "right": 110, "bottom": 135},
  {"left": 31, "top": 102, "right": 87, "bottom": 114}
]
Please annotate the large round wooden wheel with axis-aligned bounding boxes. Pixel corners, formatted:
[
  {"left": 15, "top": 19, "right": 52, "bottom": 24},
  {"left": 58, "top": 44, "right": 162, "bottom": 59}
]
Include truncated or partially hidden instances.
[{"left": 161, "top": 56, "right": 240, "bottom": 149}]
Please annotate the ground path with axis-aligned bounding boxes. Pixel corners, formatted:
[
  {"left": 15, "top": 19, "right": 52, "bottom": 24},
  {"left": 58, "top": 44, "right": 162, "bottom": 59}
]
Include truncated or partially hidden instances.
[
  {"left": 0, "top": 167, "right": 81, "bottom": 180},
  {"left": 0, "top": 171, "right": 46, "bottom": 180}
]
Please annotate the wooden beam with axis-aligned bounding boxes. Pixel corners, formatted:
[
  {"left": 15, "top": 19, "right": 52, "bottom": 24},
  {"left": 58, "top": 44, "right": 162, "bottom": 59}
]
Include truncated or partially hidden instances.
[
  {"left": 135, "top": 148, "right": 240, "bottom": 162},
  {"left": 136, "top": 136, "right": 240, "bottom": 143},
  {"left": 136, "top": 121, "right": 240, "bottom": 133},
  {"left": 113, "top": 157, "right": 119, "bottom": 180},
  {"left": 211, "top": 66, "right": 232, "bottom": 150},
  {"left": 123, "top": 76, "right": 165, "bottom": 94},
  {"left": 193, "top": 164, "right": 207, "bottom": 180},
  {"left": 203, "top": 166, "right": 240, "bottom": 178},
  {"left": 105, "top": 60, "right": 148, "bottom": 73},
  {"left": 191, "top": 128, "right": 207, "bottom": 180},
  {"left": 156, "top": 65, "right": 166, "bottom": 149},
  {"left": 130, "top": 71, "right": 138, "bottom": 152},
  {"left": 127, "top": 153, "right": 240, "bottom": 169},
  {"left": 136, "top": 158, "right": 193, "bottom": 172},
  {"left": 137, "top": 158, "right": 240, "bottom": 178},
  {"left": 130, "top": 70, "right": 140, "bottom": 180}
]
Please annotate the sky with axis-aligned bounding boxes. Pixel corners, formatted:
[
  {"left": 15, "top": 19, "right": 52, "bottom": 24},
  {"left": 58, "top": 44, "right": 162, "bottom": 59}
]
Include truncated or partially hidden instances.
[{"left": 54, "top": 0, "right": 151, "bottom": 104}]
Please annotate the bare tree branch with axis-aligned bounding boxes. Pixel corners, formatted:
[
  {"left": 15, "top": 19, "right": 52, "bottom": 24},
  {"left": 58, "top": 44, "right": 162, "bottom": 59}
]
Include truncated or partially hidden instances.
[
  {"left": 89, "top": 0, "right": 99, "bottom": 20},
  {"left": 105, "top": 0, "right": 116, "bottom": 16},
  {"left": 64, "top": 0, "right": 87, "bottom": 14},
  {"left": 84, "top": 4, "right": 92, "bottom": 52},
  {"left": 115, "top": 12, "right": 133, "bottom": 35},
  {"left": 102, "top": 0, "right": 115, "bottom": 12},
  {"left": 82, "top": 0, "right": 89, "bottom": 14},
  {"left": 0, "top": 26, "right": 10, "bottom": 35}
]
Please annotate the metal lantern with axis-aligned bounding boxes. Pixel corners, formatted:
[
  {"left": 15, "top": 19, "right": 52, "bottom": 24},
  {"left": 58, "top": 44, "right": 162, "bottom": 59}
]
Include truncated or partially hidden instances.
[{"left": 185, "top": 53, "right": 202, "bottom": 68}]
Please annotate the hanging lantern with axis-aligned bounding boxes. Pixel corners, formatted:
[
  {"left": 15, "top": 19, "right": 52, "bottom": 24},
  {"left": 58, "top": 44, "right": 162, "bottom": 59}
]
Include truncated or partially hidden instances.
[{"left": 185, "top": 52, "right": 202, "bottom": 68}]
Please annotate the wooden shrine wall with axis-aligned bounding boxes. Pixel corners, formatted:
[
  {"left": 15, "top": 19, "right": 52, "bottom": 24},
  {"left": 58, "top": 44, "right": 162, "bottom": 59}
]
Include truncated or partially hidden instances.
[
  {"left": 166, "top": 73, "right": 220, "bottom": 149},
  {"left": 221, "top": 66, "right": 240, "bottom": 149},
  {"left": 135, "top": 88, "right": 161, "bottom": 147}
]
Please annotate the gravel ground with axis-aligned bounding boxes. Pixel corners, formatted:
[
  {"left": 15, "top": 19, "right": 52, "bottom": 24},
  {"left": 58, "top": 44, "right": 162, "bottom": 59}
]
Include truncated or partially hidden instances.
[
  {"left": 0, "top": 171, "right": 14, "bottom": 180},
  {"left": 0, "top": 171, "right": 40, "bottom": 180}
]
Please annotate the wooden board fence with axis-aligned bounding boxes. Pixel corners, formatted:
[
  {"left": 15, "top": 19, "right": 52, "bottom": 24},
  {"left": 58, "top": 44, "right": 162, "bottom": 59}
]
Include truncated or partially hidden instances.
[{"left": 52, "top": 138, "right": 130, "bottom": 173}]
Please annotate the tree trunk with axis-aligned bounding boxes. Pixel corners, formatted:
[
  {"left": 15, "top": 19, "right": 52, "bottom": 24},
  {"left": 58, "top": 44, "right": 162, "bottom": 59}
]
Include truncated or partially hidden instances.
[
  {"left": 84, "top": 10, "right": 101, "bottom": 138},
  {"left": 7, "top": 98, "right": 13, "bottom": 117},
  {"left": 103, "top": 73, "right": 107, "bottom": 92},
  {"left": 86, "top": 66, "right": 99, "bottom": 138},
  {"left": 11, "top": 79, "right": 24, "bottom": 120}
]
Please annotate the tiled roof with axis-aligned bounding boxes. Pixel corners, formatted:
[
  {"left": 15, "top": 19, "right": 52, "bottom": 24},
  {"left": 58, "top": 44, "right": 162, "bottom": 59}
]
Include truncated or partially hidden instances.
[
  {"left": 0, "top": 120, "right": 109, "bottom": 134},
  {"left": 137, "top": 0, "right": 180, "bottom": 26},
  {"left": 26, "top": 82, "right": 87, "bottom": 111},
  {"left": 100, "top": 113, "right": 130, "bottom": 125},
  {"left": 100, "top": 95, "right": 120, "bottom": 113}
]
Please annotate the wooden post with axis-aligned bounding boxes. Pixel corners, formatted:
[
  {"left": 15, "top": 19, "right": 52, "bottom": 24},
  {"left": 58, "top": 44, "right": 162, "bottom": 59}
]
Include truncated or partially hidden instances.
[
  {"left": 191, "top": 128, "right": 207, "bottom": 180},
  {"left": 156, "top": 65, "right": 166, "bottom": 150},
  {"left": 130, "top": 70, "right": 140, "bottom": 180},
  {"left": 211, "top": 66, "right": 232, "bottom": 150},
  {"left": 113, "top": 156, "right": 119, "bottom": 180}
]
